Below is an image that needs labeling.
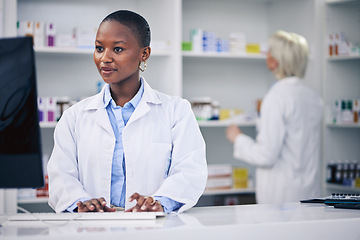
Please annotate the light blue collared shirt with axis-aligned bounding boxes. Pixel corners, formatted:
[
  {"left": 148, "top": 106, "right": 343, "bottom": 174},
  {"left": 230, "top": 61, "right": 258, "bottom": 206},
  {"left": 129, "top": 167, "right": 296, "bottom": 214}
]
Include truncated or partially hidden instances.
[{"left": 104, "top": 82, "right": 143, "bottom": 207}]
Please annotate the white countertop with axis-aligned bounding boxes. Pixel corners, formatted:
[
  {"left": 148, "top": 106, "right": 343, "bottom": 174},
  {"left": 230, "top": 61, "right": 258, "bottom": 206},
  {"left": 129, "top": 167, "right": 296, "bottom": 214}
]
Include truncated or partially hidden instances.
[{"left": 1, "top": 202, "right": 360, "bottom": 240}]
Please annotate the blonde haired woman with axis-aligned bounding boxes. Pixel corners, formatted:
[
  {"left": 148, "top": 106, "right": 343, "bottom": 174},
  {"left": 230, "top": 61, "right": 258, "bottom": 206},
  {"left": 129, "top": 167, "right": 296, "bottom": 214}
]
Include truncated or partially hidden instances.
[{"left": 226, "top": 31, "right": 323, "bottom": 204}]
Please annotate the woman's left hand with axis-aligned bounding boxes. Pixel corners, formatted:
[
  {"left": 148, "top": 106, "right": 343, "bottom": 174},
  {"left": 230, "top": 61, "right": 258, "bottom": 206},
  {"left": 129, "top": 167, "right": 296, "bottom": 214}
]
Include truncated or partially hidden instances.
[{"left": 125, "top": 192, "right": 164, "bottom": 212}]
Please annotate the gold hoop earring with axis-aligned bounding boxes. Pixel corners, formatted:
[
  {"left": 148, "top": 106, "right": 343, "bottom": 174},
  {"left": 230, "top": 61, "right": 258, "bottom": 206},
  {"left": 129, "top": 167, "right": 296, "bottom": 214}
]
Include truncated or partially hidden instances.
[{"left": 139, "top": 61, "right": 147, "bottom": 72}]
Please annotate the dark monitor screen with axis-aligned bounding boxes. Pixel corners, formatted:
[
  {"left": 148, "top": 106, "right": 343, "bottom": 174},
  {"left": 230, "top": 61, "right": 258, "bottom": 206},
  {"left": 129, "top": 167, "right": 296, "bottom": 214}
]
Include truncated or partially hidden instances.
[{"left": 0, "top": 36, "right": 44, "bottom": 188}]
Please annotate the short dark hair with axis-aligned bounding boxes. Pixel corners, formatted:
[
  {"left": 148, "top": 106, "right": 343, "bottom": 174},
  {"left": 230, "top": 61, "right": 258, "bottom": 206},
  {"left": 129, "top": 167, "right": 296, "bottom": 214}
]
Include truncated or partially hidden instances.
[{"left": 101, "top": 10, "right": 151, "bottom": 47}]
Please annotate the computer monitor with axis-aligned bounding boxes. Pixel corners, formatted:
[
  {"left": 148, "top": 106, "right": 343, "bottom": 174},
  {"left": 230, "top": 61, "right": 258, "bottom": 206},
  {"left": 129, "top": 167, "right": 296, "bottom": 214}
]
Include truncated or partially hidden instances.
[{"left": 0, "top": 36, "right": 44, "bottom": 188}]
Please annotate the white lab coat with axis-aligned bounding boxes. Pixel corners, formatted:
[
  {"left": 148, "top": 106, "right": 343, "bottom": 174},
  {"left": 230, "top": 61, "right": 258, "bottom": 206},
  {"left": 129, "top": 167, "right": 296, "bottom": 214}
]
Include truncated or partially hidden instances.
[
  {"left": 47, "top": 79, "right": 207, "bottom": 213},
  {"left": 233, "top": 77, "right": 323, "bottom": 204}
]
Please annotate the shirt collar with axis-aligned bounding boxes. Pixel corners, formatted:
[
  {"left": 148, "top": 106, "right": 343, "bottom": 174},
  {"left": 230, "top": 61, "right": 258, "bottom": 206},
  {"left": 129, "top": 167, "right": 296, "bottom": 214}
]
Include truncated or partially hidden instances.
[{"left": 103, "top": 78, "right": 144, "bottom": 109}]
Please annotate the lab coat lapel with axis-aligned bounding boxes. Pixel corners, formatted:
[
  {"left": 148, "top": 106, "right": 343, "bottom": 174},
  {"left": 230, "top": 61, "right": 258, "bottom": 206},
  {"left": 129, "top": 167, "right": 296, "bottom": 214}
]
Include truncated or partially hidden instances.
[
  {"left": 84, "top": 87, "right": 114, "bottom": 135},
  {"left": 93, "top": 107, "right": 113, "bottom": 135},
  {"left": 127, "top": 79, "right": 161, "bottom": 126},
  {"left": 127, "top": 99, "right": 150, "bottom": 125}
]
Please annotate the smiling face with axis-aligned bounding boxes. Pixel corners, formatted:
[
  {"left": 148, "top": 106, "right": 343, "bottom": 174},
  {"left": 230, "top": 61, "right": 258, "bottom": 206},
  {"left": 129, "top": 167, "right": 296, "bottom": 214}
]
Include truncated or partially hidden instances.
[{"left": 94, "top": 20, "right": 149, "bottom": 86}]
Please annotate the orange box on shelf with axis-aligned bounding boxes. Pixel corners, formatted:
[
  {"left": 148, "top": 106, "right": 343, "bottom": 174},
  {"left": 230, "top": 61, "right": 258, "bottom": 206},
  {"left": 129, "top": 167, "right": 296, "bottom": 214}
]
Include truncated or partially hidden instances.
[{"left": 36, "top": 175, "right": 49, "bottom": 197}]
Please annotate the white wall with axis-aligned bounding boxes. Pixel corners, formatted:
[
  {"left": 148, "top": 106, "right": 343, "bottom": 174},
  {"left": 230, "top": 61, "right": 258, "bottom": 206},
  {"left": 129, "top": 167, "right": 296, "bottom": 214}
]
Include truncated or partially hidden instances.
[{"left": 0, "top": 0, "right": 3, "bottom": 37}]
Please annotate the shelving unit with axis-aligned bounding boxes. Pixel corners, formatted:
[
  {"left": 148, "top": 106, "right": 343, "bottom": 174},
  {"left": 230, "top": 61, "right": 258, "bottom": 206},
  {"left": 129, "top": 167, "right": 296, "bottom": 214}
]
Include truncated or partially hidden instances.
[
  {"left": 323, "top": 0, "right": 360, "bottom": 194},
  {"left": 182, "top": 0, "right": 324, "bottom": 206}
]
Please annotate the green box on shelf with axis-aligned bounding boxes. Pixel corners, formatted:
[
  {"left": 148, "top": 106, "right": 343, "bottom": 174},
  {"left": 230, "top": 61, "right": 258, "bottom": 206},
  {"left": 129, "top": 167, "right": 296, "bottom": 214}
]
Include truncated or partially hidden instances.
[{"left": 182, "top": 41, "right": 192, "bottom": 51}]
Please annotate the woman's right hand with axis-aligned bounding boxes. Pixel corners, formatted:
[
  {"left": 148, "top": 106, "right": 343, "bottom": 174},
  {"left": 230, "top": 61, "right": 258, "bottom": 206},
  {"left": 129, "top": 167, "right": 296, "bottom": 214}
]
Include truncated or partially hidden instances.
[
  {"left": 126, "top": 192, "right": 164, "bottom": 212},
  {"left": 76, "top": 197, "right": 116, "bottom": 212},
  {"left": 226, "top": 124, "right": 242, "bottom": 144}
]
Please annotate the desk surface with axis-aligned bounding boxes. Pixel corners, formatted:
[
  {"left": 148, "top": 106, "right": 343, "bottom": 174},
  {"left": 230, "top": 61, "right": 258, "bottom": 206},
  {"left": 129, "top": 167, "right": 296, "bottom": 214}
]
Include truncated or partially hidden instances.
[{"left": 1, "top": 202, "right": 360, "bottom": 240}]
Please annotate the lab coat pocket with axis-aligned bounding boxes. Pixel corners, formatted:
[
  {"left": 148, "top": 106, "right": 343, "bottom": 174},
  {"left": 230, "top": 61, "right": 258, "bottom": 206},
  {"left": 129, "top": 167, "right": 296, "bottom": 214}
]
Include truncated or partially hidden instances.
[{"left": 147, "top": 143, "right": 172, "bottom": 180}]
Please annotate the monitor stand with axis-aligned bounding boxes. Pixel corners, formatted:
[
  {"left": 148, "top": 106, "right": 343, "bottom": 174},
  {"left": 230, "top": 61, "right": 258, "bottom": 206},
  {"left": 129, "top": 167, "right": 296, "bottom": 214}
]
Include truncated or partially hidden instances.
[{"left": 0, "top": 189, "right": 17, "bottom": 214}]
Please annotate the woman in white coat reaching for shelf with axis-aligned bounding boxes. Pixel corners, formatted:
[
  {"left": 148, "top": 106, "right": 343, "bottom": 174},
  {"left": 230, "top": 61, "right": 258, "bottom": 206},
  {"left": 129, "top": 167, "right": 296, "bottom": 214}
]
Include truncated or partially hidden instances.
[
  {"left": 226, "top": 30, "right": 323, "bottom": 204},
  {"left": 47, "top": 10, "right": 207, "bottom": 213}
]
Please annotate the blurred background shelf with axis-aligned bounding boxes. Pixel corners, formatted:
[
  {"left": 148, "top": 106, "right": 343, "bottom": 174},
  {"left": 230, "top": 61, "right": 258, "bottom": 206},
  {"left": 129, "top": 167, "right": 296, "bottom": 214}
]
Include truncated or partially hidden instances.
[
  {"left": 326, "top": 183, "right": 360, "bottom": 193},
  {"left": 203, "top": 188, "right": 255, "bottom": 196},
  {"left": 182, "top": 51, "right": 266, "bottom": 59},
  {"left": 35, "top": 46, "right": 172, "bottom": 56},
  {"left": 326, "top": 123, "right": 360, "bottom": 128},
  {"left": 198, "top": 120, "right": 256, "bottom": 127},
  {"left": 39, "top": 122, "right": 57, "bottom": 128},
  {"left": 17, "top": 197, "right": 49, "bottom": 204},
  {"left": 327, "top": 56, "right": 360, "bottom": 61}
]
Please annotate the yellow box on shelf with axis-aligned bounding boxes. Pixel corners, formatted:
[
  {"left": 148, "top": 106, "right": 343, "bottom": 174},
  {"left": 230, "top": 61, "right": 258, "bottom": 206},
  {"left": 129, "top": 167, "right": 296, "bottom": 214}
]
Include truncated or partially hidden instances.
[
  {"left": 219, "top": 108, "right": 243, "bottom": 120},
  {"left": 233, "top": 168, "right": 248, "bottom": 189},
  {"left": 246, "top": 44, "right": 260, "bottom": 54},
  {"left": 355, "top": 177, "right": 360, "bottom": 188}
]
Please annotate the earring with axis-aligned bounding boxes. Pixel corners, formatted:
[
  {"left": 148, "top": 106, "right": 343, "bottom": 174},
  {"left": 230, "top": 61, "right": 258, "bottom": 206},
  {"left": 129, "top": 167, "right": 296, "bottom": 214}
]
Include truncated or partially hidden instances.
[{"left": 139, "top": 61, "right": 147, "bottom": 72}]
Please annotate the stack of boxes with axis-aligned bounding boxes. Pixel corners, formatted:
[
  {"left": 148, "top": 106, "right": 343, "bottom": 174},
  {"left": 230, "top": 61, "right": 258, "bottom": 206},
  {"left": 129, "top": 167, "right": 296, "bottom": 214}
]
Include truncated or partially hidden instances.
[
  {"left": 38, "top": 97, "right": 75, "bottom": 123},
  {"left": 206, "top": 164, "right": 249, "bottom": 191},
  {"left": 328, "top": 32, "right": 360, "bottom": 57},
  {"left": 333, "top": 99, "right": 360, "bottom": 124},
  {"left": 17, "top": 20, "right": 96, "bottom": 49},
  {"left": 183, "top": 28, "right": 267, "bottom": 55},
  {"left": 206, "top": 164, "right": 233, "bottom": 190}
]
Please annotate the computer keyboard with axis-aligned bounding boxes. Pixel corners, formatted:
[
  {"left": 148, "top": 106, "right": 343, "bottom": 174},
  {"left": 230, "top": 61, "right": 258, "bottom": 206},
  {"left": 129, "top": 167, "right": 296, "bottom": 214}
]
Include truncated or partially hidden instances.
[
  {"left": 324, "top": 193, "right": 360, "bottom": 206},
  {"left": 7, "top": 211, "right": 165, "bottom": 221},
  {"left": 300, "top": 193, "right": 360, "bottom": 205}
]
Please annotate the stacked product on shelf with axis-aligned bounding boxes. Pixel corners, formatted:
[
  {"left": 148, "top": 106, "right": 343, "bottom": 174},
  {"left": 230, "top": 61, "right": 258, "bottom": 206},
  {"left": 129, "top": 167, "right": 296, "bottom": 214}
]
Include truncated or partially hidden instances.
[
  {"left": 17, "top": 20, "right": 97, "bottom": 49},
  {"left": 183, "top": 28, "right": 267, "bottom": 55},
  {"left": 328, "top": 32, "right": 360, "bottom": 57},
  {"left": 38, "top": 97, "right": 77, "bottom": 123},
  {"left": 190, "top": 97, "right": 258, "bottom": 124},
  {"left": 191, "top": 97, "right": 220, "bottom": 121},
  {"left": 327, "top": 161, "right": 360, "bottom": 188},
  {"left": 206, "top": 164, "right": 233, "bottom": 191},
  {"left": 332, "top": 99, "right": 360, "bottom": 124},
  {"left": 206, "top": 164, "right": 249, "bottom": 191},
  {"left": 232, "top": 168, "right": 248, "bottom": 189}
]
